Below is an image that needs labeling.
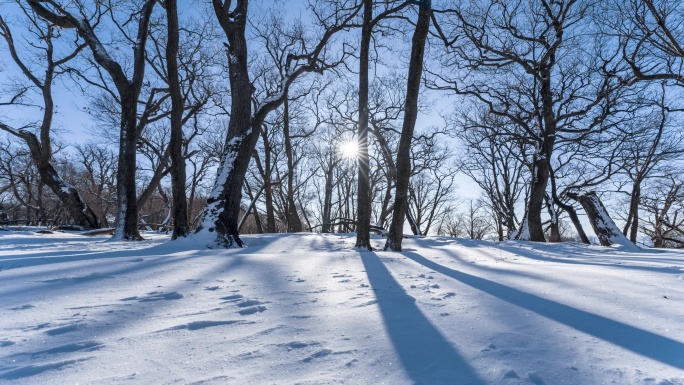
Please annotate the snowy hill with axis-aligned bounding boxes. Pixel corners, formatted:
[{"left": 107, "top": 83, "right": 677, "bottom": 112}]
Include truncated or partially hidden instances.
[{"left": 1, "top": 231, "right": 683, "bottom": 384}]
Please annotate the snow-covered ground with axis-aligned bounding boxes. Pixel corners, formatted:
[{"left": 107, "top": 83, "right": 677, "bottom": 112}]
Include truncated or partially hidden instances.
[{"left": 1, "top": 230, "right": 683, "bottom": 385}]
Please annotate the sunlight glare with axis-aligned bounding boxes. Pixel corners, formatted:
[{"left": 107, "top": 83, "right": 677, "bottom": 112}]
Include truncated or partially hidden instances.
[{"left": 340, "top": 140, "right": 359, "bottom": 159}]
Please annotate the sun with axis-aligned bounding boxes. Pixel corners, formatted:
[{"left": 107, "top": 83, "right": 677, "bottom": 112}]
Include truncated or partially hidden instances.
[{"left": 340, "top": 139, "right": 359, "bottom": 159}]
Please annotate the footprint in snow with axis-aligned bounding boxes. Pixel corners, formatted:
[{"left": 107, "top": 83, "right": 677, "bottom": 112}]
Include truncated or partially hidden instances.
[
  {"left": 481, "top": 344, "right": 497, "bottom": 352},
  {"left": 237, "top": 299, "right": 265, "bottom": 308},
  {"left": 303, "top": 349, "right": 332, "bottom": 362},
  {"left": 44, "top": 324, "right": 82, "bottom": 336},
  {"left": 121, "top": 291, "right": 183, "bottom": 302},
  {"left": 221, "top": 294, "right": 243, "bottom": 303},
  {"left": 238, "top": 306, "right": 267, "bottom": 315},
  {"left": 355, "top": 300, "right": 378, "bottom": 308},
  {"left": 10, "top": 304, "right": 35, "bottom": 311},
  {"left": 26, "top": 341, "right": 104, "bottom": 357},
  {"left": 159, "top": 320, "right": 253, "bottom": 332},
  {"left": 41, "top": 273, "right": 114, "bottom": 283},
  {"left": 220, "top": 294, "right": 244, "bottom": 302},
  {"left": 204, "top": 286, "right": 221, "bottom": 291},
  {"left": 279, "top": 341, "right": 321, "bottom": 351},
  {"left": 1, "top": 341, "right": 16, "bottom": 347},
  {"left": 25, "top": 322, "right": 51, "bottom": 332},
  {"left": 0, "top": 359, "right": 91, "bottom": 380}
]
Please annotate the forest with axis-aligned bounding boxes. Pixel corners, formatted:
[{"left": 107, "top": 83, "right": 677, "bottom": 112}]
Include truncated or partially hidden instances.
[{"left": 1, "top": 0, "right": 683, "bottom": 250}]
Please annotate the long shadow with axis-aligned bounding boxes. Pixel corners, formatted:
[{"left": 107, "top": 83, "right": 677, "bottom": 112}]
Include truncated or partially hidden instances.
[
  {"left": 403, "top": 251, "right": 684, "bottom": 370},
  {"left": 361, "top": 252, "right": 485, "bottom": 385},
  {"left": 481, "top": 243, "right": 684, "bottom": 276},
  {"left": 413, "top": 237, "right": 684, "bottom": 276}
]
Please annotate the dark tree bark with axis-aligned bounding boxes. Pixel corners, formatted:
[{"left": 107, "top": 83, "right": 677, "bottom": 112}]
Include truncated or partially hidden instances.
[
  {"left": 165, "top": 0, "right": 190, "bottom": 239},
  {"left": 549, "top": 167, "right": 590, "bottom": 244},
  {"left": 28, "top": 0, "right": 156, "bottom": 240},
  {"left": 355, "top": 0, "right": 373, "bottom": 250},
  {"left": 624, "top": 184, "right": 641, "bottom": 242},
  {"left": 384, "top": 1, "right": 431, "bottom": 251}
]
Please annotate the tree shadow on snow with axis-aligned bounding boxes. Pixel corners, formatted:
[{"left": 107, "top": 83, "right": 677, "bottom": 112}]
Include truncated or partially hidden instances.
[
  {"left": 360, "top": 252, "right": 485, "bottom": 385},
  {"left": 402, "top": 251, "right": 684, "bottom": 370}
]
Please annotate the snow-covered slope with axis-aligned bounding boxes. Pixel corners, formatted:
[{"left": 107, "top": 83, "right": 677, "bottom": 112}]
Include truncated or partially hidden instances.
[{"left": 1, "top": 231, "right": 683, "bottom": 384}]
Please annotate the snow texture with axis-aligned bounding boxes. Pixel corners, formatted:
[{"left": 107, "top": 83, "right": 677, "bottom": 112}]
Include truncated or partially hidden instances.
[{"left": 1, "top": 230, "right": 683, "bottom": 384}]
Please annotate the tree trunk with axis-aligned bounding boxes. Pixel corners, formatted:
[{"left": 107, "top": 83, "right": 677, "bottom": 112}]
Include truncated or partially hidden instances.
[
  {"left": 355, "top": 0, "right": 373, "bottom": 250},
  {"left": 197, "top": 1, "right": 254, "bottom": 247},
  {"left": 545, "top": 194, "right": 561, "bottom": 242},
  {"left": 166, "top": 0, "right": 190, "bottom": 239},
  {"left": 283, "top": 98, "right": 303, "bottom": 232},
  {"left": 406, "top": 208, "right": 421, "bottom": 236},
  {"left": 115, "top": 93, "right": 143, "bottom": 240},
  {"left": 549, "top": 167, "right": 589, "bottom": 244},
  {"left": 567, "top": 191, "right": 636, "bottom": 248},
  {"left": 525, "top": 146, "right": 550, "bottom": 242},
  {"left": 384, "top": 1, "right": 430, "bottom": 251},
  {"left": 628, "top": 183, "right": 640, "bottom": 243},
  {"left": 257, "top": 127, "right": 277, "bottom": 233},
  {"left": 322, "top": 160, "right": 335, "bottom": 233}
]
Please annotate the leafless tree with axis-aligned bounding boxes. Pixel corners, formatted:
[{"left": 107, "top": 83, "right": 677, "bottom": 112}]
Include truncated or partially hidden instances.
[
  {"left": 0, "top": 3, "right": 98, "bottom": 228},
  {"left": 28, "top": 0, "right": 157, "bottom": 240},
  {"left": 431, "top": 0, "right": 619, "bottom": 242},
  {"left": 199, "top": 0, "right": 361, "bottom": 247},
  {"left": 384, "top": 0, "right": 431, "bottom": 251},
  {"left": 640, "top": 174, "right": 684, "bottom": 248},
  {"left": 455, "top": 110, "right": 528, "bottom": 241}
]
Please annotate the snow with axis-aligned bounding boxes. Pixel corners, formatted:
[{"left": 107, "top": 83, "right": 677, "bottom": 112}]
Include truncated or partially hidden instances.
[
  {"left": 1, "top": 231, "right": 684, "bottom": 384},
  {"left": 588, "top": 192, "right": 641, "bottom": 251}
]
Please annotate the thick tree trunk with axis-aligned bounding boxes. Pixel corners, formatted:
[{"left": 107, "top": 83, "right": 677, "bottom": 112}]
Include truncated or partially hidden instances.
[
  {"left": 525, "top": 65, "right": 557, "bottom": 242},
  {"left": 115, "top": 94, "right": 143, "bottom": 240},
  {"left": 525, "top": 146, "right": 550, "bottom": 242},
  {"left": 355, "top": 0, "right": 373, "bottom": 250},
  {"left": 384, "top": 1, "right": 430, "bottom": 251},
  {"left": 568, "top": 191, "right": 637, "bottom": 248},
  {"left": 166, "top": 0, "right": 190, "bottom": 239},
  {"left": 197, "top": 1, "right": 254, "bottom": 247}
]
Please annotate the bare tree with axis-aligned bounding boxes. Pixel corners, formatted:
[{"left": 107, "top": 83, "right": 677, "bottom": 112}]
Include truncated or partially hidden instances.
[
  {"left": 616, "top": 88, "right": 684, "bottom": 242},
  {"left": 640, "top": 174, "right": 684, "bottom": 248},
  {"left": 432, "top": 0, "right": 618, "bottom": 242},
  {"left": 455, "top": 110, "right": 528, "bottom": 241},
  {"left": 603, "top": 0, "right": 684, "bottom": 86},
  {"left": 0, "top": 4, "right": 98, "bottom": 228},
  {"left": 28, "top": 0, "right": 157, "bottom": 240},
  {"left": 385, "top": 0, "right": 431, "bottom": 251},
  {"left": 198, "top": 0, "right": 360, "bottom": 247},
  {"left": 355, "top": 0, "right": 407, "bottom": 249},
  {"left": 439, "top": 199, "right": 491, "bottom": 240}
]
